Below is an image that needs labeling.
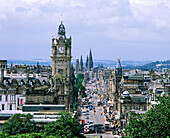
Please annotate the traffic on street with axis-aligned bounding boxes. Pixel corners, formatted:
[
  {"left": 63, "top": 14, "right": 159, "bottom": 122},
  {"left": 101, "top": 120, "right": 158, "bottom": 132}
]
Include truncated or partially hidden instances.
[{"left": 76, "top": 79, "right": 123, "bottom": 138}]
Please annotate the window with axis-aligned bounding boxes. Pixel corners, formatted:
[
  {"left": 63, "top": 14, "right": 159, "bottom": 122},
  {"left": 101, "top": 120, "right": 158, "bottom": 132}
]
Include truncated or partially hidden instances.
[
  {"left": 6, "top": 95, "right": 8, "bottom": 101},
  {"left": 0, "top": 95, "right": 2, "bottom": 101},
  {"left": 17, "top": 98, "right": 19, "bottom": 106},
  {"left": 136, "top": 106, "right": 139, "bottom": 110},
  {"left": 62, "top": 96, "right": 64, "bottom": 101},
  {"left": 129, "top": 106, "right": 132, "bottom": 110},
  {"left": 58, "top": 69, "right": 63, "bottom": 75},
  {"left": 10, "top": 105, "right": 12, "bottom": 110},
  {"left": 144, "top": 106, "right": 147, "bottom": 111},
  {"left": 30, "top": 97, "right": 32, "bottom": 101},
  {"left": 44, "top": 107, "right": 50, "bottom": 110},
  {"left": 125, "top": 106, "right": 127, "bottom": 110},
  {"left": 2, "top": 104, "right": 4, "bottom": 110}
]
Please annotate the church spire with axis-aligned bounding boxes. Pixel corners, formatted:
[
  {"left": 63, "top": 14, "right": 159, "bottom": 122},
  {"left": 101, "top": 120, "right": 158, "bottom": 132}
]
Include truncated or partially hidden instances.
[
  {"left": 88, "top": 49, "right": 93, "bottom": 71},
  {"left": 80, "top": 55, "right": 83, "bottom": 72},
  {"left": 86, "top": 55, "right": 88, "bottom": 70}
]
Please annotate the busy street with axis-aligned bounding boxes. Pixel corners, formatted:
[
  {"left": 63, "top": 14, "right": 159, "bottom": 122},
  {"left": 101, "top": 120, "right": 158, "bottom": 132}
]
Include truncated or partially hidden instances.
[{"left": 77, "top": 80, "right": 123, "bottom": 138}]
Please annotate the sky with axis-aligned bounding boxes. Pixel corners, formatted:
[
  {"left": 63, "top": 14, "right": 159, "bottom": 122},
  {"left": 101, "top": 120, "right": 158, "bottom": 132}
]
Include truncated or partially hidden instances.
[{"left": 0, "top": 0, "right": 170, "bottom": 61}]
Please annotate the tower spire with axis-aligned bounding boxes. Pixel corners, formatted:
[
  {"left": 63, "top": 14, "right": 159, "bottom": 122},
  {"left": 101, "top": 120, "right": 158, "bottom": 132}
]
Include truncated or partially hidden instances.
[
  {"left": 80, "top": 55, "right": 83, "bottom": 72},
  {"left": 86, "top": 55, "right": 88, "bottom": 70},
  {"left": 57, "top": 20, "right": 66, "bottom": 39},
  {"left": 88, "top": 49, "right": 93, "bottom": 71}
]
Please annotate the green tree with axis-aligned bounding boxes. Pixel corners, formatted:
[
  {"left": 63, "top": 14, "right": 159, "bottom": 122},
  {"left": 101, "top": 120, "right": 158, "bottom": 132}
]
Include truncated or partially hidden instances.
[
  {"left": 74, "top": 73, "right": 86, "bottom": 111},
  {"left": 125, "top": 96, "right": 170, "bottom": 138},
  {"left": 43, "top": 111, "right": 85, "bottom": 138},
  {"left": 2, "top": 113, "right": 39, "bottom": 135}
]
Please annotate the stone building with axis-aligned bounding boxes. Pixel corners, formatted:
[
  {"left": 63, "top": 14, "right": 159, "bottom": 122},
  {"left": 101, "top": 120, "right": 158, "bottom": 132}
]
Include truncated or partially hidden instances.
[{"left": 75, "top": 58, "right": 79, "bottom": 73}]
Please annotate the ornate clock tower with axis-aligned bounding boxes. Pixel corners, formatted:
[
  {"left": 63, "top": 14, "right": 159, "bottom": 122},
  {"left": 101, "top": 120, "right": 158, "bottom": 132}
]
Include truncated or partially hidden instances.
[{"left": 51, "top": 21, "right": 73, "bottom": 110}]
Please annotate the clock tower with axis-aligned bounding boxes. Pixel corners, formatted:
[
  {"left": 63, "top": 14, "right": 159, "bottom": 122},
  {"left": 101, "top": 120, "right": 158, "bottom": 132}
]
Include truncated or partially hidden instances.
[{"left": 51, "top": 21, "right": 73, "bottom": 110}]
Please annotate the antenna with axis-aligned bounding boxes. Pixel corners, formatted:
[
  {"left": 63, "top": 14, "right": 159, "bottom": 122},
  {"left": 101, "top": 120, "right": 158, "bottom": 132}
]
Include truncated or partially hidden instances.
[{"left": 61, "top": 13, "right": 63, "bottom": 23}]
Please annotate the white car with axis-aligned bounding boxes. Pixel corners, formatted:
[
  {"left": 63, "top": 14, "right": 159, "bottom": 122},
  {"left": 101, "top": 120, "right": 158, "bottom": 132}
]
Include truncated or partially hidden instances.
[
  {"left": 82, "top": 110, "right": 86, "bottom": 115},
  {"left": 89, "top": 120, "right": 93, "bottom": 124}
]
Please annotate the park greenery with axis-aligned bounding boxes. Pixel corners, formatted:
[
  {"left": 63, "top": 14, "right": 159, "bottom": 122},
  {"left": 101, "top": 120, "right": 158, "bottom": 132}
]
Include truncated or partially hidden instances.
[
  {"left": 0, "top": 111, "right": 85, "bottom": 138},
  {"left": 125, "top": 96, "right": 170, "bottom": 138},
  {"left": 73, "top": 73, "right": 86, "bottom": 111},
  {"left": 2, "top": 113, "right": 39, "bottom": 135}
]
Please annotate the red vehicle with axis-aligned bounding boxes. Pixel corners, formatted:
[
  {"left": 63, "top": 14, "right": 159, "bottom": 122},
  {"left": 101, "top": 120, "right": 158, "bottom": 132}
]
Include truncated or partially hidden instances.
[{"left": 81, "top": 120, "right": 85, "bottom": 124}]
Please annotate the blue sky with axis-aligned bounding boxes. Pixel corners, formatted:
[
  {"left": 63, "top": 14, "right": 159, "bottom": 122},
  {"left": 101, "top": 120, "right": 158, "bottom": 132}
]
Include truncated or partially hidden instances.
[{"left": 0, "top": 0, "right": 170, "bottom": 61}]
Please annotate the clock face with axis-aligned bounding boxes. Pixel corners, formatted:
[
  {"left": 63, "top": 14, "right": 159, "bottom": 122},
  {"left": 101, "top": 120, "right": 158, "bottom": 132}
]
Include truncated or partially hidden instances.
[{"left": 58, "top": 46, "right": 64, "bottom": 53}]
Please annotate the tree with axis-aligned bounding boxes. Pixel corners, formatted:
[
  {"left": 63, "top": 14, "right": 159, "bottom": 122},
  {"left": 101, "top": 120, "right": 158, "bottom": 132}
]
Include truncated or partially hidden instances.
[
  {"left": 74, "top": 73, "right": 86, "bottom": 111},
  {"left": 2, "top": 113, "right": 39, "bottom": 135},
  {"left": 125, "top": 96, "right": 170, "bottom": 138},
  {"left": 43, "top": 111, "right": 85, "bottom": 138}
]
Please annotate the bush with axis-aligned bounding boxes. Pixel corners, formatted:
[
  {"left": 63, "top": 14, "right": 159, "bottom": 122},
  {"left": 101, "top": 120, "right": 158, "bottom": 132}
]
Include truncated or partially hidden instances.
[{"left": 2, "top": 113, "right": 39, "bottom": 135}]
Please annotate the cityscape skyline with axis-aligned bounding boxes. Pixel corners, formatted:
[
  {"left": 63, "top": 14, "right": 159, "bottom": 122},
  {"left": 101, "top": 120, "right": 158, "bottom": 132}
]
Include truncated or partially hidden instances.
[{"left": 0, "top": 0, "right": 170, "bottom": 61}]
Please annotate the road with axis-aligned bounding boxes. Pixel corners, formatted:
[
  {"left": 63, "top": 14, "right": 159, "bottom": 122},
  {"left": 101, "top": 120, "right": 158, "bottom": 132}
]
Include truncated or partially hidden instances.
[{"left": 81, "top": 83, "right": 113, "bottom": 138}]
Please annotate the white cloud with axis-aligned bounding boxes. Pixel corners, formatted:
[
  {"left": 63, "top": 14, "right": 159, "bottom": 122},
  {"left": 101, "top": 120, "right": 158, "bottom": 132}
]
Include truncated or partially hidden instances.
[{"left": 0, "top": 0, "right": 170, "bottom": 60}]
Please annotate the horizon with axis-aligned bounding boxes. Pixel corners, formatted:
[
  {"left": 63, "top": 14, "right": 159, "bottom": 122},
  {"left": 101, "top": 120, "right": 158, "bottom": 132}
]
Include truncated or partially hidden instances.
[{"left": 3, "top": 58, "right": 169, "bottom": 62}]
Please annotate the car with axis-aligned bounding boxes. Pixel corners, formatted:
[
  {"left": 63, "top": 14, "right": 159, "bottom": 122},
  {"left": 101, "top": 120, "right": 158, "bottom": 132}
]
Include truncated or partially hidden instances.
[
  {"left": 86, "top": 116, "right": 89, "bottom": 119},
  {"left": 86, "top": 112, "right": 89, "bottom": 115},
  {"left": 89, "top": 120, "right": 93, "bottom": 124},
  {"left": 82, "top": 110, "right": 86, "bottom": 115},
  {"left": 86, "top": 110, "right": 89, "bottom": 112}
]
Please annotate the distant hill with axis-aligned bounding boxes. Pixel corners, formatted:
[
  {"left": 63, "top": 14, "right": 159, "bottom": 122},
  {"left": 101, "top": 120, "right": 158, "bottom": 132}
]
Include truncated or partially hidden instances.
[{"left": 123, "top": 60, "right": 170, "bottom": 70}]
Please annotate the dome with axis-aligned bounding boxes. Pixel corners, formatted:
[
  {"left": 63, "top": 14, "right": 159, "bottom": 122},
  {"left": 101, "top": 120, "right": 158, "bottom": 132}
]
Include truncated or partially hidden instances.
[{"left": 122, "top": 91, "right": 129, "bottom": 96}]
